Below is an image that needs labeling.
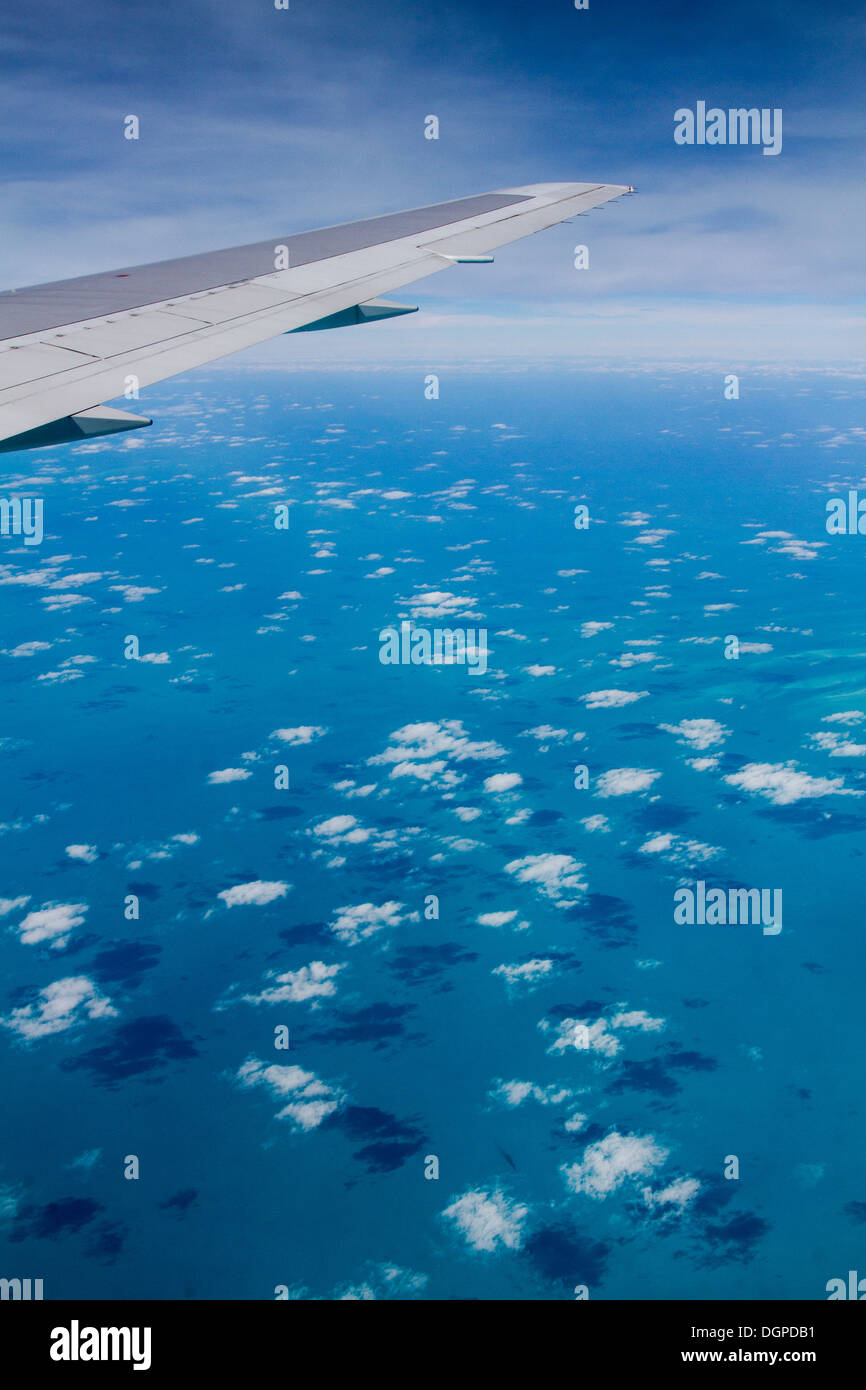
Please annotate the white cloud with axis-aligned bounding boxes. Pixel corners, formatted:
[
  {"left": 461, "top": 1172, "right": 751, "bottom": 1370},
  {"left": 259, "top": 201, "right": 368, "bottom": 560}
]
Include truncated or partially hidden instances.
[
  {"left": 596, "top": 767, "right": 660, "bottom": 797},
  {"left": 5, "top": 641, "right": 51, "bottom": 657},
  {"left": 330, "top": 901, "right": 405, "bottom": 945},
  {"left": 643, "top": 1177, "right": 701, "bottom": 1212},
  {"left": 505, "top": 853, "right": 586, "bottom": 908},
  {"left": 235, "top": 1058, "right": 343, "bottom": 1130},
  {"left": 476, "top": 910, "right": 521, "bottom": 928},
  {"left": 483, "top": 772, "right": 522, "bottom": 793},
  {"left": 492, "top": 958, "right": 553, "bottom": 989},
  {"left": 244, "top": 960, "right": 344, "bottom": 1005},
  {"left": 65, "top": 844, "right": 98, "bottom": 864},
  {"left": 207, "top": 767, "right": 252, "bottom": 784},
  {"left": 271, "top": 725, "right": 328, "bottom": 745},
  {"left": 638, "top": 832, "right": 722, "bottom": 867},
  {"left": 524, "top": 664, "right": 556, "bottom": 677},
  {"left": 441, "top": 1188, "right": 528, "bottom": 1252},
  {"left": 2, "top": 976, "right": 117, "bottom": 1040},
  {"left": 580, "top": 814, "right": 610, "bottom": 833},
  {"left": 489, "top": 1079, "right": 573, "bottom": 1109},
  {"left": 659, "top": 718, "right": 729, "bottom": 750},
  {"left": 219, "top": 880, "right": 289, "bottom": 908},
  {"left": 581, "top": 689, "right": 649, "bottom": 709},
  {"left": 16, "top": 901, "right": 87, "bottom": 949},
  {"left": 0, "top": 895, "right": 29, "bottom": 916},
  {"left": 724, "top": 761, "right": 860, "bottom": 805},
  {"left": 563, "top": 1131, "right": 669, "bottom": 1199}
]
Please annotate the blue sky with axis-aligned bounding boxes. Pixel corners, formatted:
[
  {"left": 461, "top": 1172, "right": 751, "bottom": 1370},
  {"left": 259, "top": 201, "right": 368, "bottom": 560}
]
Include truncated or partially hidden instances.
[{"left": 1, "top": 0, "right": 864, "bottom": 359}]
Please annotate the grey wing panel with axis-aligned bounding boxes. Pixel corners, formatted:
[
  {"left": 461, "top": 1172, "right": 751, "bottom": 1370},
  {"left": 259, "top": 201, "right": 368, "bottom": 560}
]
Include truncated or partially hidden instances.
[{"left": 0, "top": 193, "right": 529, "bottom": 340}]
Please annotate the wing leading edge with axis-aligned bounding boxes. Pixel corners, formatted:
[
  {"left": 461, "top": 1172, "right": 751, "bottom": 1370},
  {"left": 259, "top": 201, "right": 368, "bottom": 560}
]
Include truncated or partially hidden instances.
[{"left": 0, "top": 181, "right": 633, "bottom": 452}]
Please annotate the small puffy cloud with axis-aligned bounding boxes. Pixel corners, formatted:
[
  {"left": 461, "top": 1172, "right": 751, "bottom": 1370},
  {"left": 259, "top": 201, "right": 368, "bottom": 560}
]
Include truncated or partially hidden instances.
[
  {"left": 139, "top": 652, "right": 170, "bottom": 665},
  {"left": 244, "top": 960, "right": 344, "bottom": 1006},
  {"left": 337, "top": 1263, "right": 428, "bottom": 1301},
  {"left": 330, "top": 901, "right": 405, "bottom": 945},
  {"left": 16, "top": 902, "right": 87, "bottom": 949},
  {"left": 109, "top": 585, "right": 161, "bottom": 602},
  {"left": 643, "top": 1177, "right": 701, "bottom": 1212},
  {"left": 402, "top": 590, "right": 481, "bottom": 621},
  {"left": 271, "top": 726, "right": 328, "bottom": 745},
  {"left": 370, "top": 720, "right": 505, "bottom": 771},
  {"left": 809, "top": 730, "right": 866, "bottom": 758},
  {"left": 521, "top": 725, "right": 570, "bottom": 743},
  {"left": 596, "top": 768, "right": 660, "bottom": 797},
  {"left": 441, "top": 1188, "right": 528, "bottom": 1252},
  {"left": 2, "top": 976, "right": 117, "bottom": 1040},
  {"left": 580, "top": 814, "right": 610, "bottom": 834},
  {"left": 219, "top": 881, "right": 289, "bottom": 908},
  {"left": 659, "top": 718, "right": 729, "bottom": 750},
  {"left": 724, "top": 761, "right": 859, "bottom": 805},
  {"left": 492, "top": 958, "right": 553, "bottom": 989},
  {"left": 476, "top": 910, "right": 521, "bottom": 928},
  {"left": 581, "top": 621, "right": 613, "bottom": 638},
  {"left": 547, "top": 1009, "right": 664, "bottom": 1057},
  {"left": 489, "top": 1079, "right": 573, "bottom": 1109},
  {"left": 822, "top": 710, "right": 864, "bottom": 726},
  {"left": 65, "top": 844, "right": 98, "bottom": 864},
  {"left": 0, "top": 895, "right": 29, "bottom": 916},
  {"left": 313, "top": 814, "right": 372, "bottom": 845},
  {"left": 563, "top": 1131, "right": 668, "bottom": 1199},
  {"left": 609, "top": 1010, "right": 665, "bottom": 1033},
  {"left": 505, "top": 853, "right": 586, "bottom": 909},
  {"left": 5, "top": 641, "right": 51, "bottom": 657},
  {"left": 235, "top": 1058, "right": 343, "bottom": 1130},
  {"left": 483, "top": 772, "right": 523, "bottom": 794},
  {"left": 638, "top": 832, "right": 722, "bottom": 867},
  {"left": 207, "top": 767, "right": 251, "bottom": 784},
  {"left": 581, "top": 689, "right": 648, "bottom": 709},
  {"left": 524, "top": 664, "right": 556, "bottom": 677}
]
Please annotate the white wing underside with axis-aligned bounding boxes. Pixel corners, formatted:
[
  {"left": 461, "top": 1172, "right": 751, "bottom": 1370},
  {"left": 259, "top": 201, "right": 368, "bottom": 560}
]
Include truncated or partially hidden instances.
[{"left": 0, "top": 181, "right": 632, "bottom": 449}]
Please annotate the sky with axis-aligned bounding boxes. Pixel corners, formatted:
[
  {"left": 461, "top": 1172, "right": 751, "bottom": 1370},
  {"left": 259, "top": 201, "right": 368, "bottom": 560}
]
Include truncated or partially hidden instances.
[{"left": 1, "top": 0, "right": 864, "bottom": 361}]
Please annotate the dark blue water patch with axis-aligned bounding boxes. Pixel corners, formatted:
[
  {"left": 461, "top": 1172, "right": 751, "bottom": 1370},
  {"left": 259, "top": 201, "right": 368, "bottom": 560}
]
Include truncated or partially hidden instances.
[
  {"left": 387, "top": 942, "right": 478, "bottom": 989},
  {"left": 126, "top": 881, "right": 162, "bottom": 901},
  {"left": 699, "top": 1211, "right": 771, "bottom": 1266},
  {"left": 84, "top": 1221, "right": 128, "bottom": 1265},
  {"left": 87, "top": 940, "right": 162, "bottom": 988},
  {"left": 523, "top": 1224, "right": 610, "bottom": 1292},
  {"left": 60, "top": 1015, "right": 199, "bottom": 1086},
  {"left": 565, "top": 894, "right": 637, "bottom": 949},
  {"left": 159, "top": 1188, "right": 198, "bottom": 1216},
  {"left": 842, "top": 1201, "right": 866, "bottom": 1225},
  {"left": 11, "top": 1197, "right": 103, "bottom": 1243},
  {"left": 277, "top": 921, "right": 331, "bottom": 947},
  {"left": 257, "top": 805, "right": 304, "bottom": 820},
  {"left": 607, "top": 1058, "right": 683, "bottom": 1099},
  {"left": 307, "top": 1001, "right": 421, "bottom": 1051},
  {"left": 527, "top": 809, "right": 563, "bottom": 827},
  {"left": 326, "top": 1105, "right": 425, "bottom": 1174}
]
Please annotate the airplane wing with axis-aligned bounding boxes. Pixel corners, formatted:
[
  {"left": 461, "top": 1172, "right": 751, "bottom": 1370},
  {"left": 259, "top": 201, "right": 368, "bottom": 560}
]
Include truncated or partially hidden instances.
[{"left": 0, "top": 181, "right": 633, "bottom": 453}]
